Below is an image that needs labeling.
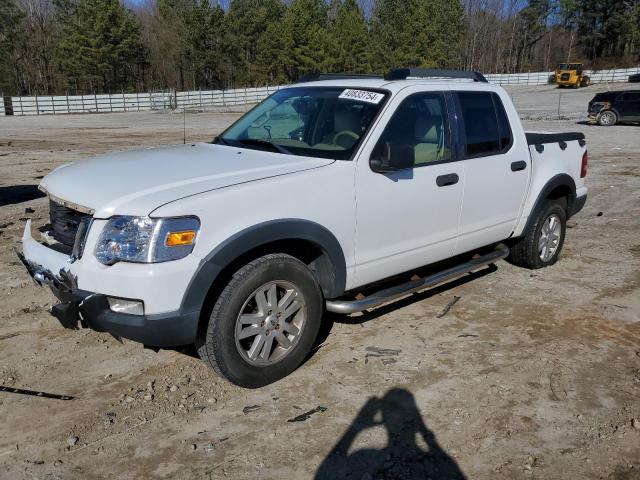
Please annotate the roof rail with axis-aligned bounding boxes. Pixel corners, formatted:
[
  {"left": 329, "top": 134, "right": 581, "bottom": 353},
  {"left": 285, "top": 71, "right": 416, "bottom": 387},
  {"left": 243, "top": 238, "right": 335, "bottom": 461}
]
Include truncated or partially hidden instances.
[
  {"left": 385, "top": 68, "right": 488, "bottom": 83},
  {"left": 297, "top": 72, "right": 383, "bottom": 83}
]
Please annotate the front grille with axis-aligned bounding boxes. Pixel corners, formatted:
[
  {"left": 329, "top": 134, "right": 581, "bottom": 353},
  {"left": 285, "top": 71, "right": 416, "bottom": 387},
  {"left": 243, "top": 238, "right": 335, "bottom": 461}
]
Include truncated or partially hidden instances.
[
  {"left": 560, "top": 73, "right": 570, "bottom": 81},
  {"left": 49, "top": 200, "right": 92, "bottom": 248}
]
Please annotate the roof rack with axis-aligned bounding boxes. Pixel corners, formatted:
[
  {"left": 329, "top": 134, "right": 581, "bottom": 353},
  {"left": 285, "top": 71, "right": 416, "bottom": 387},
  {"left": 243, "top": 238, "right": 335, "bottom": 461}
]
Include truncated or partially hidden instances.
[
  {"left": 385, "top": 68, "right": 488, "bottom": 83},
  {"left": 297, "top": 72, "right": 383, "bottom": 83},
  {"left": 296, "top": 69, "right": 489, "bottom": 84}
]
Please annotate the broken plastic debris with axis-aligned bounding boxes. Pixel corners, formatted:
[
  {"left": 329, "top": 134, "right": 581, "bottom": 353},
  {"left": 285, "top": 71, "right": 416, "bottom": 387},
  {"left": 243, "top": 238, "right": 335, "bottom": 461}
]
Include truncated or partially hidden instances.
[{"left": 287, "top": 405, "right": 327, "bottom": 422}]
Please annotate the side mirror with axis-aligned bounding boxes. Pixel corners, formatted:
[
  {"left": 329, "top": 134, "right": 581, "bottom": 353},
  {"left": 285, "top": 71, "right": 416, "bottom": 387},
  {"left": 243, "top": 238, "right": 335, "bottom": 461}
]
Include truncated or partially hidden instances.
[{"left": 370, "top": 143, "right": 415, "bottom": 173}]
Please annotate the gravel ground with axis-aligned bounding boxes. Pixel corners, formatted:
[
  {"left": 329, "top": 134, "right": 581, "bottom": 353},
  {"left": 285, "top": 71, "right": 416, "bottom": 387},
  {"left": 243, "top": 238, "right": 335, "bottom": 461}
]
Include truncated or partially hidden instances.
[
  {"left": 508, "top": 81, "right": 636, "bottom": 120},
  {"left": 0, "top": 83, "right": 639, "bottom": 480}
]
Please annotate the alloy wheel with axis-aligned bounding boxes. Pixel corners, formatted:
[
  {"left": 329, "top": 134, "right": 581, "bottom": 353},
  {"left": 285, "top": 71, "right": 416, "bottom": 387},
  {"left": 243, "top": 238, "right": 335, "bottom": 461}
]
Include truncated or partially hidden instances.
[
  {"left": 599, "top": 112, "right": 615, "bottom": 125},
  {"left": 538, "top": 214, "right": 562, "bottom": 262},
  {"left": 234, "top": 281, "right": 306, "bottom": 366}
]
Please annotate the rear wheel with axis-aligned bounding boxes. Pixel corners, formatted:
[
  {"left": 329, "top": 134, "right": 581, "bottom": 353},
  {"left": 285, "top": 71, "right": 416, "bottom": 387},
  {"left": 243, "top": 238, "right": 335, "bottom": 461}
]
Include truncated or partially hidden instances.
[
  {"left": 196, "top": 254, "right": 323, "bottom": 388},
  {"left": 597, "top": 110, "right": 617, "bottom": 126},
  {"left": 507, "top": 199, "right": 567, "bottom": 269}
]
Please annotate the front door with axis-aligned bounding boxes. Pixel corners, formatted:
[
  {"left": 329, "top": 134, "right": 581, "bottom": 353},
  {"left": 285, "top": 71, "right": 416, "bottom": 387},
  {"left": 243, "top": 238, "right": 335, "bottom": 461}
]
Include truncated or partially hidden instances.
[{"left": 353, "top": 88, "right": 464, "bottom": 287}]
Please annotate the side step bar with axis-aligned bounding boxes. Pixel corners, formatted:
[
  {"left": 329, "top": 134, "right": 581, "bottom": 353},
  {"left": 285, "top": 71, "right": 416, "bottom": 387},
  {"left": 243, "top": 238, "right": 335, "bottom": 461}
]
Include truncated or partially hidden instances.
[{"left": 326, "top": 244, "right": 510, "bottom": 314}]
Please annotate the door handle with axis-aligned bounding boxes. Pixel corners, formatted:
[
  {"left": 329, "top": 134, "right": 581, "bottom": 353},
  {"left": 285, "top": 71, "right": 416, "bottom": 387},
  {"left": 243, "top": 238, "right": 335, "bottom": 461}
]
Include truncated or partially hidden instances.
[
  {"left": 436, "top": 173, "right": 459, "bottom": 187},
  {"left": 511, "top": 161, "right": 527, "bottom": 172}
]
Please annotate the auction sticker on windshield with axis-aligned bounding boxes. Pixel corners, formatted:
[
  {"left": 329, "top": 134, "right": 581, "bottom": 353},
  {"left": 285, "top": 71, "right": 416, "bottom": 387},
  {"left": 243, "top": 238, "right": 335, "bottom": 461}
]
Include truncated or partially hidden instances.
[{"left": 338, "top": 89, "right": 385, "bottom": 104}]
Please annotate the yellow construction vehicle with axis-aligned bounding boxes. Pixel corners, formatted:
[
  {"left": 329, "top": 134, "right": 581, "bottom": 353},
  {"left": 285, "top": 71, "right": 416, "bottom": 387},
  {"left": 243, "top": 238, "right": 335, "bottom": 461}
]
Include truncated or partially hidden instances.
[{"left": 554, "top": 63, "right": 591, "bottom": 88}]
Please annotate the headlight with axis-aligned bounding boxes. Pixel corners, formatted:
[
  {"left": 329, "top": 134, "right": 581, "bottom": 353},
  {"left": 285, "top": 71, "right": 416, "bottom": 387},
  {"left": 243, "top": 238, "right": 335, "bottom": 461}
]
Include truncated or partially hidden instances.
[{"left": 95, "top": 216, "right": 199, "bottom": 265}]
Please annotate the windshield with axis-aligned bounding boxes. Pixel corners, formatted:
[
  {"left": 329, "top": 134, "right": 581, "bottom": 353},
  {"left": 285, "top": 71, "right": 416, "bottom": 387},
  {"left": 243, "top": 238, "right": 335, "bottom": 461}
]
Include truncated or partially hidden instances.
[
  {"left": 558, "top": 63, "right": 581, "bottom": 70},
  {"left": 592, "top": 93, "right": 613, "bottom": 102},
  {"left": 216, "top": 87, "right": 388, "bottom": 160}
]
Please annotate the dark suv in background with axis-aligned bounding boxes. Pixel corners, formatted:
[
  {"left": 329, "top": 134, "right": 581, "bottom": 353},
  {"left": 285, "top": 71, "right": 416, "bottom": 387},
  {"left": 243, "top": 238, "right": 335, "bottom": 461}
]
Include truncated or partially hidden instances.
[{"left": 588, "top": 90, "right": 640, "bottom": 126}]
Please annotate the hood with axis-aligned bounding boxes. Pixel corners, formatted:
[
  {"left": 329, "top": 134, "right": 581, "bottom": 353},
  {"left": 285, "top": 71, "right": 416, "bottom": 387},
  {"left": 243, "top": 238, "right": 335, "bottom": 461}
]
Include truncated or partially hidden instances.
[{"left": 41, "top": 143, "right": 334, "bottom": 218}]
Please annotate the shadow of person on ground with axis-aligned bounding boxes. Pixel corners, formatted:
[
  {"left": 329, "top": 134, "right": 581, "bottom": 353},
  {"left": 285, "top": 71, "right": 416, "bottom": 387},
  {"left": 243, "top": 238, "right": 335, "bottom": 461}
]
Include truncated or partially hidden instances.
[
  {"left": 315, "top": 388, "right": 466, "bottom": 480},
  {"left": 0, "top": 185, "right": 45, "bottom": 207}
]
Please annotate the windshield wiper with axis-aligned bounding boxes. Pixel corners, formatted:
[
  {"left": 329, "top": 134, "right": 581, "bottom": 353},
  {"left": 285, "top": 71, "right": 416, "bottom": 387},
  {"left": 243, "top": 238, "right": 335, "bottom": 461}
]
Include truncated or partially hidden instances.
[
  {"left": 236, "top": 138, "right": 292, "bottom": 155},
  {"left": 212, "top": 136, "right": 230, "bottom": 146}
]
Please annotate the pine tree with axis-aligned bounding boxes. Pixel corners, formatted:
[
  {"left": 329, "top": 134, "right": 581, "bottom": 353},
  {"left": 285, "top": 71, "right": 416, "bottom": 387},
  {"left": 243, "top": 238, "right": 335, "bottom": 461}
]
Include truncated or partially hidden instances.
[
  {"left": 55, "top": 0, "right": 147, "bottom": 93},
  {"left": 224, "top": 0, "right": 286, "bottom": 86},
  {"left": 369, "top": 0, "right": 464, "bottom": 73},
  {"left": 0, "top": 0, "right": 22, "bottom": 63},
  {"left": 0, "top": 0, "right": 23, "bottom": 92},
  {"left": 282, "top": 0, "right": 330, "bottom": 79},
  {"left": 182, "top": 0, "right": 226, "bottom": 88},
  {"left": 256, "top": 20, "right": 292, "bottom": 84},
  {"left": 326, "top": 0, "right": 370, "bottom": 73}
]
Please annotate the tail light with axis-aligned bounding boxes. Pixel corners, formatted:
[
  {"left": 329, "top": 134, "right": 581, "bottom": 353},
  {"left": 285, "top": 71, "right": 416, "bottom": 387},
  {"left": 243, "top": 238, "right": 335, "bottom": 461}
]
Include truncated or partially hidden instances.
[{"left": 581, "top": 150, "right": 588, "bottom": 178}]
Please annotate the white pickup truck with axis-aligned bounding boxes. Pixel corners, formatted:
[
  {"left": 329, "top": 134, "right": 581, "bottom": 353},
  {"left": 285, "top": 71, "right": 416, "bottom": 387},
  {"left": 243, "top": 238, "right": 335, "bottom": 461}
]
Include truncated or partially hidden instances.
[{"left": 19, "top": 69, "right": 588, "bottom": 387}]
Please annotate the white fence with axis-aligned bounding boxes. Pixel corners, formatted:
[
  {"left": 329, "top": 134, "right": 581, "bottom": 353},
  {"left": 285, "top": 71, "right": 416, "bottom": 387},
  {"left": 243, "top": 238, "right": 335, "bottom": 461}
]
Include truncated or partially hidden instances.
[
  {"left": 486, "top": 66, "right": 640, "bottom": 85},
  {"left": 1, "top": 86, "right": 282, "bottom": 117},
  {"left": 7, "top": 92, "right": 173, "bottom": 116},
  {"left": 486, "top": 71, "right": 552, "bottom": 85},
  {"left": 582, "top": 67, "right": 640, "bottom": 83},
  {"left": 176, "top": 86, "right": 281, "bottom": 109},
  {"left": 2, "top": 67, "right": 638, "bottom": 116}
]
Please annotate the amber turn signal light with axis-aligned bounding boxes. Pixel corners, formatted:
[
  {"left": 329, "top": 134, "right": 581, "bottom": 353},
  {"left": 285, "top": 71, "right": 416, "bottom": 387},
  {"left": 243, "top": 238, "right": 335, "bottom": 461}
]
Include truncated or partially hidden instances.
[{"left": 165, "top": 230, "right": 196, "bottom": 247}]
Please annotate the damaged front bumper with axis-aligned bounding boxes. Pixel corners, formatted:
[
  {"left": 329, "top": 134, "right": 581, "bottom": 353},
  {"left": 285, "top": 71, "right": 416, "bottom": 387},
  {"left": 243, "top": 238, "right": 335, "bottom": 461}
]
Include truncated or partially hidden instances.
[{"left": 18, "top": 220, "right": 198, "bottom": 347}]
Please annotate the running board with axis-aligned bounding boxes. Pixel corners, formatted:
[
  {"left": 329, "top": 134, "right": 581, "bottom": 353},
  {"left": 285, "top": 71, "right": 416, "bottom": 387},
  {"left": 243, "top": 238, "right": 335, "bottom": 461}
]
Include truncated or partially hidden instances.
[{"left": 325, "top": 244, "right": 509, "bottom": 314}]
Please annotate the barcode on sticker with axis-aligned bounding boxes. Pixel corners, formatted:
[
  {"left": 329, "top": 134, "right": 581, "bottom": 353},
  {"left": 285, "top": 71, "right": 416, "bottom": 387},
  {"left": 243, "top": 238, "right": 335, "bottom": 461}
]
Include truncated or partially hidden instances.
[{"left": 338, "top": 89, "right": 385, "bottom": 104}]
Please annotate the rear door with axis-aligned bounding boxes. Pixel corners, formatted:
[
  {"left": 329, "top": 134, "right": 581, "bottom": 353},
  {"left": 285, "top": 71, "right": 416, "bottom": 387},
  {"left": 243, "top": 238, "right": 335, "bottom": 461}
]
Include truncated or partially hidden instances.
[
  {"left": 618, "top": 92, "right": 640, "bottom": 120},
  {"left": 452, "top": 89, "right": 531, "bottom": 255}
]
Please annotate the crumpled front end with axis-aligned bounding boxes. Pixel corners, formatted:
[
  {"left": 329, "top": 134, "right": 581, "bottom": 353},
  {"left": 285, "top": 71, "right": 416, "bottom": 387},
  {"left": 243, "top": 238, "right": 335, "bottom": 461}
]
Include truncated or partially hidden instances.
[
  {"left": 18, "top": 202, "right": 200, "bottom": 347},
  {"left": 587, "top": 101, "right": 611, "bottom": 120}
]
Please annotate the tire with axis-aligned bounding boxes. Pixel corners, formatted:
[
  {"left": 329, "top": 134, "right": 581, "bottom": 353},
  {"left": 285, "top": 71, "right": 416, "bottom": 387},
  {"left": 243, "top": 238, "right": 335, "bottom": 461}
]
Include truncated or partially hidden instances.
[
  {"left": 507, "top": 199, "right": 567, "bottom": 269},
  {"left": 196, "top": 254, "right": 323, "bottom": 388},
  {"left": 597, "top": 110, "right": 617, "bottom": 126}
]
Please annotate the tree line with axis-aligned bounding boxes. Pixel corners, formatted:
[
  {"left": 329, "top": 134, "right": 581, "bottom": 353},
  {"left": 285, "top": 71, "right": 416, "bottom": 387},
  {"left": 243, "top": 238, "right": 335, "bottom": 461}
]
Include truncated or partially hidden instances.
[{"left": 1, "top": 0, "right": 639, "bottom": 96}]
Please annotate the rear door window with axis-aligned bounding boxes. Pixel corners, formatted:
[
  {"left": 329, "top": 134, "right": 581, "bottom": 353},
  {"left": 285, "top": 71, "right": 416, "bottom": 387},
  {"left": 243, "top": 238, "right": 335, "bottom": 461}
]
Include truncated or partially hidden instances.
[
  {"left": 494, "top": 95, "right": 512, "bottom": 151},
  {"left": 457, "top": 91, "right": 512, "bottom": 157}
]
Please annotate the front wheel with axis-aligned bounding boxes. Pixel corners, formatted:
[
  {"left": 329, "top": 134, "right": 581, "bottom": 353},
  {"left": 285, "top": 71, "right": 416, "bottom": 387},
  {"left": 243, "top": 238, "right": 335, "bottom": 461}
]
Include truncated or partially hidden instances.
[
  {"left": 197, "top": 254, "right": 323, "bottom": 388},
  {"left": 507, "top": 199, "right": 567, "bottom": 269},
  {"left": 597, "top": 110, "right": 617, "bottom": 126}
]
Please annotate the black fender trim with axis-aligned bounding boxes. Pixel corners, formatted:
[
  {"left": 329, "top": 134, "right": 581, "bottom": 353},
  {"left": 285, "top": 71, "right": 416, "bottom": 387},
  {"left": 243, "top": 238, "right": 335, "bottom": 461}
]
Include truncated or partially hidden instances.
[
  {"left": 520, "top": 174, "right": 577, "bottom": 237},
  {"left": 79, "top": 294, "right": 199, "bottom": 347},
  {"left": 180, "top": 219, "right": 347, "bottom": 315},
  {"left": 569, "top": 193, "right": 587, "bottom": 217},
  {"left": 525, "top": 131, "right": 585, "bottom": 145}
]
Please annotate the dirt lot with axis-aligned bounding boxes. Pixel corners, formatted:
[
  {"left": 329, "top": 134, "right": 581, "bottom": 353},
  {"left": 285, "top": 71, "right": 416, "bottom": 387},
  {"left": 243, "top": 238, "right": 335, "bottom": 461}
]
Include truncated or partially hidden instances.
[{"left": 0, "top": 83, "right": 639, "bottom": 480}]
